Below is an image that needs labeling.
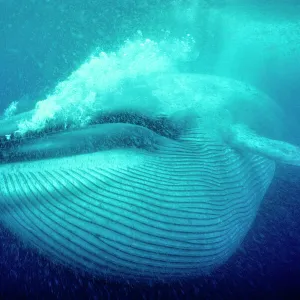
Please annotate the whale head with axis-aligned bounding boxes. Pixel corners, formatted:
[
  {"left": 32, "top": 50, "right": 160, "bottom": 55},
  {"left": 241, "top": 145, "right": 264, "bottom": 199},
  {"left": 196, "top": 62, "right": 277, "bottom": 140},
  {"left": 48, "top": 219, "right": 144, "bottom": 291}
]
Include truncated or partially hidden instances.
[{"left": 0, "top": 40, "right": 299, "bottom": 281}]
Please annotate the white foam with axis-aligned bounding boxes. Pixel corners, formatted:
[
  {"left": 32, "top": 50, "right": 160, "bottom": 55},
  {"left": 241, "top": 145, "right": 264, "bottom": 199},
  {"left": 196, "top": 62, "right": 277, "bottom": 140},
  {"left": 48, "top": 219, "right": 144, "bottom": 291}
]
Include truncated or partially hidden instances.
[
  {"left": 16, "top": 35, "right": 196, "bottom": 135},
  {"left": 3, "top": 101, "right": 18, "bottom": 120}
]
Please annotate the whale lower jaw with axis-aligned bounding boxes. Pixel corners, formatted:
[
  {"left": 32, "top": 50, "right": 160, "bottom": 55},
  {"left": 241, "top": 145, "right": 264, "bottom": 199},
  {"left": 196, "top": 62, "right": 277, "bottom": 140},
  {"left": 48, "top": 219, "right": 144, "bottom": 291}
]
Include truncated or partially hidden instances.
[{"left": 0, "top": 121, "right": 275, "bottom": 281}]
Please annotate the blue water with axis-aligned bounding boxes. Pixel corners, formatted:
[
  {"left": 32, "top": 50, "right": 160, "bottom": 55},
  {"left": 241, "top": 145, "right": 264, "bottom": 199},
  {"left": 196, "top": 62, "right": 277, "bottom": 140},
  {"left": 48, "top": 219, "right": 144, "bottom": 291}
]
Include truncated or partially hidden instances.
[{"left": 1, "top": 1, "right": 300, "bottom": 299}]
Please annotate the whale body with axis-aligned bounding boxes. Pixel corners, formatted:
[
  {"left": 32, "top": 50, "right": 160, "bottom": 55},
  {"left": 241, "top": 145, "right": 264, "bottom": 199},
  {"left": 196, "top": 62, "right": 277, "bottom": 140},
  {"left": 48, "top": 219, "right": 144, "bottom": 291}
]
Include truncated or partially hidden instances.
[{"left": 0, "top": 73, "right": 299, "bottom": 281}]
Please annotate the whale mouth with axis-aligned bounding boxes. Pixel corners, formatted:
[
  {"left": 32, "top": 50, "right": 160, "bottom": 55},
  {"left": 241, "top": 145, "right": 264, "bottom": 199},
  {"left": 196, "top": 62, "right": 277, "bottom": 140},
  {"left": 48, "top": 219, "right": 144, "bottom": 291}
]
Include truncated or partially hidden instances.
[
  {"left": 0, "top": 100, "right": 276, "bottom": 280},
  {"left": 0, "top": 111, "right": 186, "bottom": 164}
]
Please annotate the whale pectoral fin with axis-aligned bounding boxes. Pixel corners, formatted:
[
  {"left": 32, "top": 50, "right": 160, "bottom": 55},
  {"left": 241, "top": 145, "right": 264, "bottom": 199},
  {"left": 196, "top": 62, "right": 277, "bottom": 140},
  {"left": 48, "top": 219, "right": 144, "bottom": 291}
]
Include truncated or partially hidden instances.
[{"left": 227, "top": 124, "right": 300, "bottom": 166}]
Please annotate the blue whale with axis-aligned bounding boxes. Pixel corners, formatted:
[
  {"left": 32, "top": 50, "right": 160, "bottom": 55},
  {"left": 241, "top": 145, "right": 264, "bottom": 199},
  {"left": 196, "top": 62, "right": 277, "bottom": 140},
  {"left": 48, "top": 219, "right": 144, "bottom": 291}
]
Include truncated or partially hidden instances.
[{"left": 0, "top": 73, "right": 299, "bottom": 281}]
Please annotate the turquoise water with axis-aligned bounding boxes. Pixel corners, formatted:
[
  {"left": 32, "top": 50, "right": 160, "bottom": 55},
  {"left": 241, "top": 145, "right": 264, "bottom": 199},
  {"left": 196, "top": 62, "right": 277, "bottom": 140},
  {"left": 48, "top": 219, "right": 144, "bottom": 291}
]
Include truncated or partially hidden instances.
[
  {"left": 1, "top": 1, "right": 300, "bottom": 140},
  {"left": 1, "top": 1, "right": 300, "bottom": 298}
]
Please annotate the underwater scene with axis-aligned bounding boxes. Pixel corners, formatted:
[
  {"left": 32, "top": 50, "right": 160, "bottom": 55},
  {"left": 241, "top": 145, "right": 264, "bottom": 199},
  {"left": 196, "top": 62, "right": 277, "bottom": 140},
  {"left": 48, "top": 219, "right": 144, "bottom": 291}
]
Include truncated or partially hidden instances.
[{"left": 0, "top": 0, "right": 300, "bottom": 299}]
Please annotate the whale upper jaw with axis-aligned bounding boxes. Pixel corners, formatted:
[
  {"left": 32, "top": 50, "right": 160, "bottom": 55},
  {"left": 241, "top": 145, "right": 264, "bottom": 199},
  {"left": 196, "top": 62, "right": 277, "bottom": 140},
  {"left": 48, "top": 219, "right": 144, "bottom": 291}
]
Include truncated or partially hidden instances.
[{"left": 0, "top": 109, "right": 195, "bottom": 164}]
